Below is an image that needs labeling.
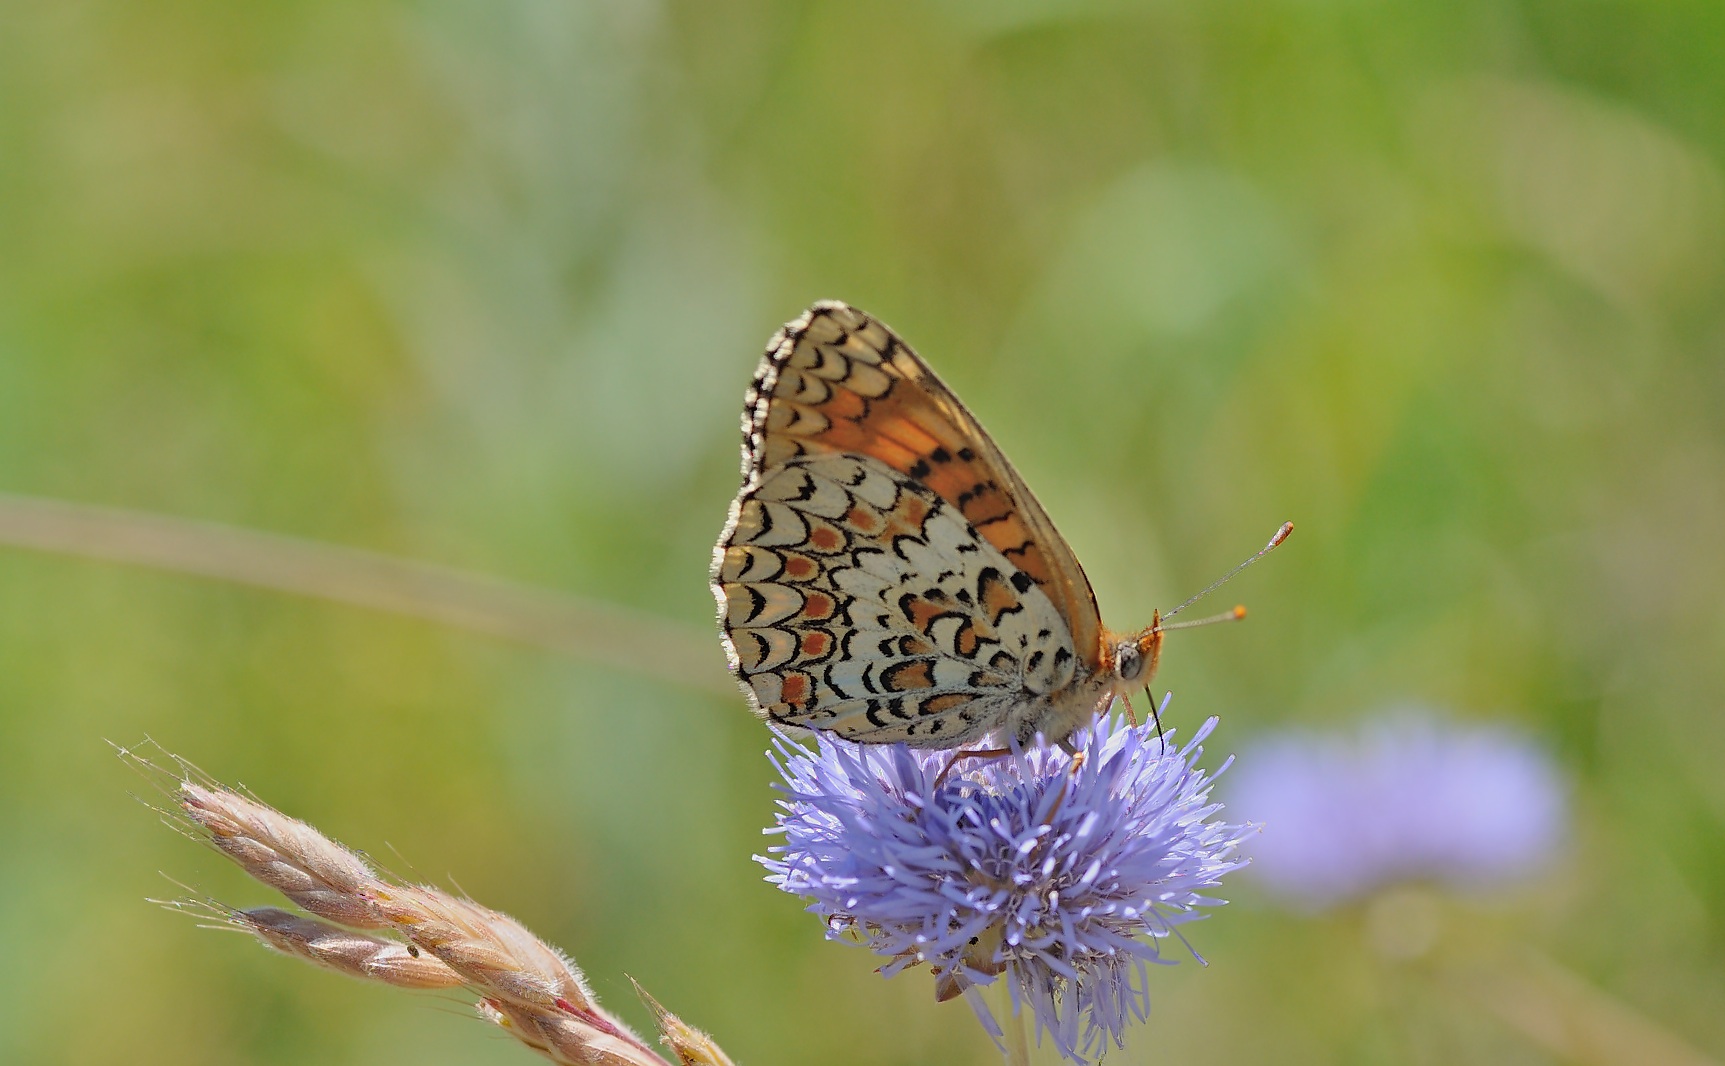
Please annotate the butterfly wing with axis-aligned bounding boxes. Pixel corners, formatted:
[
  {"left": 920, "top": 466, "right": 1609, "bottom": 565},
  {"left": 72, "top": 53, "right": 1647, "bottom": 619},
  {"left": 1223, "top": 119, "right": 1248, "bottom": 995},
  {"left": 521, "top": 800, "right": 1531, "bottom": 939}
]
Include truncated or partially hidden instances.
[{"left": 712, "top": 302, "right": 1106, "bottom": 746}]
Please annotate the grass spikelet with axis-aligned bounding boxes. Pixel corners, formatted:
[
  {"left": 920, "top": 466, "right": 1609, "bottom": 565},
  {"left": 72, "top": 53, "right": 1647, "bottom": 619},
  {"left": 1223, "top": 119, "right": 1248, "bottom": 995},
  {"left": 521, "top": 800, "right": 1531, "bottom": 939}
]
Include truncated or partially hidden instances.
[
  {"left": 631, "top": 979, "right": 737, "bottom": 1066},
  {"left": 124, "top": 741, "right": 728, "bottom": 1066}
]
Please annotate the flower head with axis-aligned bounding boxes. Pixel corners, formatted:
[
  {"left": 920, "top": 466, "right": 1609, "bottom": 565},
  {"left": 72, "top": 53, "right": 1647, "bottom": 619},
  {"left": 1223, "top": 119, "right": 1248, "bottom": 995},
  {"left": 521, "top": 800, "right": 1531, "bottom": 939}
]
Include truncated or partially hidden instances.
[
  {"left": 1228, "top": 709, "right": 1567, "bottom": 909},
  {"left": 758, "top": 709, "right": 1249, "bottom": 1064}
]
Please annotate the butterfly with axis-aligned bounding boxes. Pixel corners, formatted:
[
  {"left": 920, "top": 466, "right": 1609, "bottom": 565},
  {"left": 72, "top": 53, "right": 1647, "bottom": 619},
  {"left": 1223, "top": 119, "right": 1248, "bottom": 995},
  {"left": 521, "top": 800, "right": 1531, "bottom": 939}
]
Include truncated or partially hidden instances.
[{"left": 712, "top": 301, "right": 1287, "bottom": 749}]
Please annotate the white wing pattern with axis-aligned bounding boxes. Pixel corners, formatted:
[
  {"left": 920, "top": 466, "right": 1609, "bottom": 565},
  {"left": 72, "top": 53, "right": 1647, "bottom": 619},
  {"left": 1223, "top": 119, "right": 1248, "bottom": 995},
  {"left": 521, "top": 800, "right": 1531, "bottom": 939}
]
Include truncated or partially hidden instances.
[{"left": 712, "top": 302, "right": 1113, "bottom": 748}]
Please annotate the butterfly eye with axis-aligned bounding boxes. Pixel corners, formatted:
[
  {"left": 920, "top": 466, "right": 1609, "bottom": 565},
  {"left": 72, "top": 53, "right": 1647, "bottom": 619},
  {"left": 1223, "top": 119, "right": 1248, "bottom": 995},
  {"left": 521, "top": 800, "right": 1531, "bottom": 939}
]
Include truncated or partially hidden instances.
[{"left": 1114, "top": 642, "right": 1144, "bottom": 683}]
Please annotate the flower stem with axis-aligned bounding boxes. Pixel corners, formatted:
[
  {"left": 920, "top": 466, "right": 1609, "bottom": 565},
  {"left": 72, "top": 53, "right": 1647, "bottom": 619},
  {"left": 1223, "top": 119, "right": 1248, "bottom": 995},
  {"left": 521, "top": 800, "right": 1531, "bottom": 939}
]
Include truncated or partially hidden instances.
[{"left": 996, "top": 979, "right": 1031, "bottom": 1066}]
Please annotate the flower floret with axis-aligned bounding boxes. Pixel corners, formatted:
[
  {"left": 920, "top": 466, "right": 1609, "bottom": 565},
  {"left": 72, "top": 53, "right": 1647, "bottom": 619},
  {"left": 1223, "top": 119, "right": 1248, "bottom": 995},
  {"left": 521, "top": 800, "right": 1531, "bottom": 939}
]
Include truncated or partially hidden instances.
[{"left": 759, "top": 708, "right": 1248, "bottom": 1063}]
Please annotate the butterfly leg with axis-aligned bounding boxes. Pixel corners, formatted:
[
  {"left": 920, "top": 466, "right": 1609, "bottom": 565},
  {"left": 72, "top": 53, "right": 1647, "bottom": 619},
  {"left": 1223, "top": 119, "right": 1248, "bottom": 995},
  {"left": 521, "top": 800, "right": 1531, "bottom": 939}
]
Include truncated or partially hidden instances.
[
  {"left": 1031, "top": 750, "right": 1089, "bottom": 855},
  {"left": 930, "top": 747, "right": 1012, "bottom": 791},
  {"left": 1063, "top": 749, "right": 1087, "bottom": 777}
]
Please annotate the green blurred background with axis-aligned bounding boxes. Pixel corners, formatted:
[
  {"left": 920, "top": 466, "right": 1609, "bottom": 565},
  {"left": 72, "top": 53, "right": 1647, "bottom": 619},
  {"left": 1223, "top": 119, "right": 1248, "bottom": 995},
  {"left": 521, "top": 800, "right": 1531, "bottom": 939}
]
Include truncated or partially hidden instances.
[{"left": 3, "top": 2, "right": 1724, "bottom": 1063}]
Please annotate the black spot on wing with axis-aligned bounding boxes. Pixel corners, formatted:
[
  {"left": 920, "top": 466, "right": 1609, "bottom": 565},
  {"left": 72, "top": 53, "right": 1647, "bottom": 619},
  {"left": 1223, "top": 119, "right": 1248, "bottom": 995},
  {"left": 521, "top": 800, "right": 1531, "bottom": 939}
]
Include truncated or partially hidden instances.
[
  {"left": 891, "top": 534, "right": 929, "bottom": 562},
  {"left": 955, "top": 481, "right": 998, "bottom": 507}
]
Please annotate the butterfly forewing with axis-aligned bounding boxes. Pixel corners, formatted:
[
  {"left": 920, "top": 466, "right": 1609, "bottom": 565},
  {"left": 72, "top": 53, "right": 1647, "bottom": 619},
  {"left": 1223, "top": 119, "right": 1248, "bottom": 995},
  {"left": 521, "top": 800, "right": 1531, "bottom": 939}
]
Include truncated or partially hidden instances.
[
  {"left": 738, "top": 304, "right": 1101, "bottom": 647},
  {"left": 714, "top": 302, "right": 1108, "bottom": 747}
]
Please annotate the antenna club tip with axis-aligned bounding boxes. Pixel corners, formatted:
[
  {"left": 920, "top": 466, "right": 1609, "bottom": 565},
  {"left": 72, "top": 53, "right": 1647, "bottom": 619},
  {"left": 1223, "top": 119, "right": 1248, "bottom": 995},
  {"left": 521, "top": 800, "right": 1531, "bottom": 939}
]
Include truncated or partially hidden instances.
[
  {"left": 1269, "top": 521, "right": 1294, "bottom": 548},
  {"left": 1231, "top": 604, "right": 1247, "bottom": 620}
]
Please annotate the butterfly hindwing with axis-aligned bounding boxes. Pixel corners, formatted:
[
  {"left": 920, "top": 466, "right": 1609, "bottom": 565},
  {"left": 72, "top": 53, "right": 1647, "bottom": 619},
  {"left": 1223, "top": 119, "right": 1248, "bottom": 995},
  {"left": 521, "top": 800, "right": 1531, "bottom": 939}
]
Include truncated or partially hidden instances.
[{"left": 716, "top": 452, "right": 1078, "bottom": 747}]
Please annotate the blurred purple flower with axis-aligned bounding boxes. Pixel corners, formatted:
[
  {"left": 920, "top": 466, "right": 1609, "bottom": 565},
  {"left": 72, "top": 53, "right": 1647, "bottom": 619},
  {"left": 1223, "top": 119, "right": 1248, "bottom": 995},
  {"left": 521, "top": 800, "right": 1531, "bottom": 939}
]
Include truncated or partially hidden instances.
[
  {"left": 758, "top": 709, "right": 1248, "bottom": 1064},
  {"left": 1228, "top": 710, "right": 1566, "bottom": 909}
]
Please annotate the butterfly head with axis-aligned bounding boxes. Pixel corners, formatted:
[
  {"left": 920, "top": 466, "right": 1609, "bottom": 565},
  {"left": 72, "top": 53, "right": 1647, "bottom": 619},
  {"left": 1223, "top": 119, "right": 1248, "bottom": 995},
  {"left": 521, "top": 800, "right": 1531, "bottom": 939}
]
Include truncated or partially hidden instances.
[{"left": 1108, "top": 610, "right": 1165, "bottom": 690}]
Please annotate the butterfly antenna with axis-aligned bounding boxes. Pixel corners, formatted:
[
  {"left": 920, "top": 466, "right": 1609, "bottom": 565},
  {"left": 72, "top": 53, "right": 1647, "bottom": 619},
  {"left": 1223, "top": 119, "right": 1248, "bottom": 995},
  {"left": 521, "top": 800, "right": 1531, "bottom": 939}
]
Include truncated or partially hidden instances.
[
  {"left": 1161, "top": 521, "right": 1293, "bottom": 621},
  {"left": 1159, "top": 604, "right": 1248, "bottom": 631}
]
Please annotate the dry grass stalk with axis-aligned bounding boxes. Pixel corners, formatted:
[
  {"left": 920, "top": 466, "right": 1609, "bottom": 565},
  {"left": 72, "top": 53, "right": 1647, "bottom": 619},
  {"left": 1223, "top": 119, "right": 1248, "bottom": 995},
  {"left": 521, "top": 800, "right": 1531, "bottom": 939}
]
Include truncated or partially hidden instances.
[
  {"left": 0, "top": 491, "right": 731, "bottom": 694},
  {"left": 124, "top": 743, "right": 731, "bottom": 1066},
  {"left": 1455, "top": 950, "right": 1723, "bottom": 1066}
]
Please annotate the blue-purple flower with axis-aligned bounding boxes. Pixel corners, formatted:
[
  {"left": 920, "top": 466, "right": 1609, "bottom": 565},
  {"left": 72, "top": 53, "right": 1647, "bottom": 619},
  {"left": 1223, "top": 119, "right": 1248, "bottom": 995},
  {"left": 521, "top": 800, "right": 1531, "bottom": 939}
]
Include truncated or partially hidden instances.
[
  {"left": 1228, "top": 710, "right": 1567, "bottom": 909},
  {"left": 758, "top": 709, "right": 1249, "bottom": 1064}
]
